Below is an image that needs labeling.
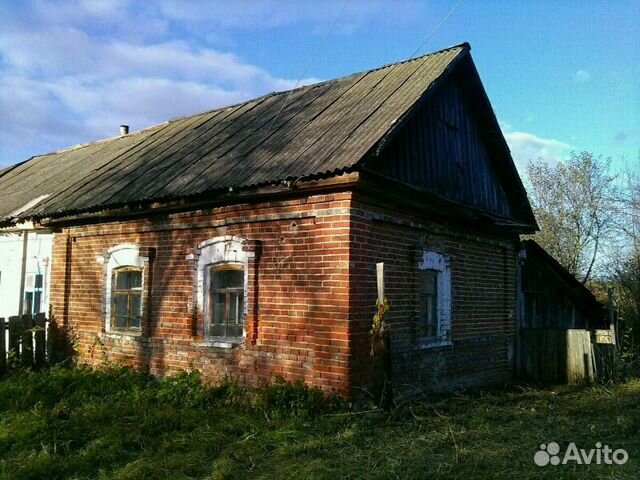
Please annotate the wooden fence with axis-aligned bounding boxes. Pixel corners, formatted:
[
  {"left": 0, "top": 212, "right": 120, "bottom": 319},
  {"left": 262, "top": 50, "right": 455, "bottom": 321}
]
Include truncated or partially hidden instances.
[
  {"left": 520, "top": 328, "right": 617, "bottom": 384},
  {"left": 0, "top": 313, "right": 54, "bottom": 374}
]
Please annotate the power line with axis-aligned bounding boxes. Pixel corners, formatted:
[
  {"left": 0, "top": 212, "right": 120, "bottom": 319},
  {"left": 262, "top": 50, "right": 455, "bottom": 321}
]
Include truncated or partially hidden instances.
[
  {"left": 407, "top": 0, "right": 466, "bottom": 60},
  {"left": 267, "top": 0, "right": 349, "bottom": 132}
]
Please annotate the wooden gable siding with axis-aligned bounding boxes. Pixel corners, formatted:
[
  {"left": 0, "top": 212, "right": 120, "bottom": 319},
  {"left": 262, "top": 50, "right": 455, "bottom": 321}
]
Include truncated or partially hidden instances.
[
  {"left": 520, "top": 240, "right": 607, "bottom": 330},
  {"left": 370, "top": 79, "right": 512, "bottom": 218}
]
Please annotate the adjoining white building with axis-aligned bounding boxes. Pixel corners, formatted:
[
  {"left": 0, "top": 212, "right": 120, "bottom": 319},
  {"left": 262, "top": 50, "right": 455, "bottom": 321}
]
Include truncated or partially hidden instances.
[{"left": 0, "top": 230, "right": 53, "bottom": 318}]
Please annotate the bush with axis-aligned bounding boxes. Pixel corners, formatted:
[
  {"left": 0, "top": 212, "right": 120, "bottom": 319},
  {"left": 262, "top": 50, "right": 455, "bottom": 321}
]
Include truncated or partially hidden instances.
[
  {"left": 154, "top": 369, "right": 210, "bottom": 408},
  {"left": 260, "top": 376, "right": 333, "bottom": 418}
]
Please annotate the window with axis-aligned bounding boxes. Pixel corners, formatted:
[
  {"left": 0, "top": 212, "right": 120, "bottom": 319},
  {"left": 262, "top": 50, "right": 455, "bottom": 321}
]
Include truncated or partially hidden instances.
[
  {"left": 417, "top": 250, "right": 451, "bottom": 345},
  {"left": 112, "top": 268, "right": 142, "bottom": 330},
  {"left": 419, "top": 269, "right": 438, "bottom": 338},
  {"left": 33, "top": 274, "right": 43, "bottom": 314},
  {"left": 100, "top": 244, "right": 148, "bottom": 334},
  {"left": 208, "top": 264, "right": 244, "bottom": 338},
  {"left": 22, "top": 273, "right": 44, "bottom": 315},
  {"left": 191, "top": 236, "right": 249, "bottom": 342}
]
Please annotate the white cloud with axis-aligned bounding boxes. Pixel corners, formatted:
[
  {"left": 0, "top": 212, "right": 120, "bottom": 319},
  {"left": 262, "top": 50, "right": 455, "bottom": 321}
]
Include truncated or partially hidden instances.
[
  {"left": 573, "top": 69, "right": 591, "bottom": 83},
  {"left": 0, "top": 1, "right": 326, "bottom": 167},
  {"left": 500, "top": 123, "right": 572, "bottom": 174},
  {"left": 157, "top": 0, "right": 418, "bottom": 31}
]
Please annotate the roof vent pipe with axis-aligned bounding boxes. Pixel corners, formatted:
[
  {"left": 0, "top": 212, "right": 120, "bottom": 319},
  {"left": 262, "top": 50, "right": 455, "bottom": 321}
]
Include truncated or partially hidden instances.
[{"left": 120, "top": 125, "right": 129, "bottom": 136}]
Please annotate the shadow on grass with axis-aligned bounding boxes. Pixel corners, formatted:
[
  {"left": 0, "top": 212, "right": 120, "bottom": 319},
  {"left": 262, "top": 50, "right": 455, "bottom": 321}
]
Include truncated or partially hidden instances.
[{"left": 0, "top": 367, "right": 638, "bottom": 479}]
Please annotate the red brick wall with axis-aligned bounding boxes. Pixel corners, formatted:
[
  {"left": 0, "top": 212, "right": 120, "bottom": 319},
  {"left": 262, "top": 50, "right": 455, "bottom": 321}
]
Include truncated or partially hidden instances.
[
  {"left": 49, "top": 189, "right": 519, "bottom": 399},
  {"left": 348, "top": 193, "right": 518, "bottom": 397},
  {"left": 50, "top": 193, "right": 353, "bottom": 396}
]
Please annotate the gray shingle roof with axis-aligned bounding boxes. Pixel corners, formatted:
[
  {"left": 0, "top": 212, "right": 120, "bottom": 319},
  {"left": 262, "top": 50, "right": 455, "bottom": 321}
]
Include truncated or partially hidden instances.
[{"left": 0, "top": 44, "right": 467, "bottom": 224}]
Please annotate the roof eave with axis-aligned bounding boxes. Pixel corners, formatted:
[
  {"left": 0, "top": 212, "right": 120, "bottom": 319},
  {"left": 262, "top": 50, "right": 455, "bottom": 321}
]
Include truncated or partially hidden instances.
[{"left": 31, "top": 170, "right": 361, "bottom": 227}]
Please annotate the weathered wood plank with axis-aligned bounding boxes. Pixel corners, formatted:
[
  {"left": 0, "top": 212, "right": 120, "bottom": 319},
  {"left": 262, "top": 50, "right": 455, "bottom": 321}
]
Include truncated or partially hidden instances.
[
  {"left": 520, "top": 328, "right": 613, "bottom": 385},
  {"left": 0, "top": 318, "right": 6, "bottom": 374},
  {"left": 21, "top": 314, "right": 33, "bottom": 368},
  {"left": 8, "top": 316, "right": 21, "bottom": 356},
  {"left": 47, "top": 319, "right": 57, "bottom": 365},
  {"left": 34, "top": 313, "right": 46, "bottom": 368},
  {"left": 566, "top": 329, "right": 593, "bottom": 385}
]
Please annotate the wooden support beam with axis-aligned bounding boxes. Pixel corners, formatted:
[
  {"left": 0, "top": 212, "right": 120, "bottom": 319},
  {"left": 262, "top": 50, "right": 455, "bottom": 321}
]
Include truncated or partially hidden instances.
[
  {"left": 21, "top": 315, "right": 33, "bottom": 368},
  {"left": 34, "top": 314, "right": 46, "bottom": 369},
  {"left": 0, "top": 318, "right": 6, "bottom": 374}
]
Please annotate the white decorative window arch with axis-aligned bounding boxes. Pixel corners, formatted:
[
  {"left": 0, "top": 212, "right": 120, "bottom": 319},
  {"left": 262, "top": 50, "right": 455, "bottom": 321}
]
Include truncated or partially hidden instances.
[
  {"left": 417, "top": 250, "right": 452, "bottom": 346},
  {"left": 192, "top": 235, "right": 249, "bottom": 341},
  {"left": 99, "top": 244, "right": 148, "bottom": 334}
]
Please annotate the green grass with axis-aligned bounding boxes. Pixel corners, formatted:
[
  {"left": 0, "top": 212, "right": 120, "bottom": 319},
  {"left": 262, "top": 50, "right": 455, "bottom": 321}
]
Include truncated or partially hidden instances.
[{"left": 0, "top": 366, "right": 639, "bottom": 479}]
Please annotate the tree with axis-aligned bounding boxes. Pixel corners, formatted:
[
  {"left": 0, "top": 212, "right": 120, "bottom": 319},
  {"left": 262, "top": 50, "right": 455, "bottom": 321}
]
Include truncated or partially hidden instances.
[
  {"left": 613, "top": 166, "right": 640, "bottom": 358},
  {"left": 525, "top": 151, "right": 617, "bottom": 284}
]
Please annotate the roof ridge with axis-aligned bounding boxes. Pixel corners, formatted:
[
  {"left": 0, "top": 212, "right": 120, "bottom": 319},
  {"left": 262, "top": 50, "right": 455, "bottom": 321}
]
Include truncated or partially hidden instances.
[
  {"left": 5, "top": 42, "right": 470, "bottom": 167},
  {"left": 167, "top": 42, "right": 470, "bottom": 125},
  {"left": 29, "top": 121, "right": 169, "bottom": 159},
  {"left": 351, "top": 42, "right": 469, "bottom": 77}
]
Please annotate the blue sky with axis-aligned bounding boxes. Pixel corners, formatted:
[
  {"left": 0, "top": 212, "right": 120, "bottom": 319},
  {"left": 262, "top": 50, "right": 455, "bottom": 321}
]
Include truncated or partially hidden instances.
[{"left": 1, "top": 0, "right": 638, "bottom": 174}]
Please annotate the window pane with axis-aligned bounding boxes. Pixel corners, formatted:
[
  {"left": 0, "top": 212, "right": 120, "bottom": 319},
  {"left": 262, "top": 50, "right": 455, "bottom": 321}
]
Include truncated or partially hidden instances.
[
  {"left": 420, "top": 270, "right": 437, "bottom": 295},
  {"left": 34, "top": 291, "right": 42, "bottom": 314},
  {"left": 212, "top": 293, "right": 226, "bottom": 325},
  {"left": 131, "top": 294, "right": 141, "bottom": 326},
  {"left": 419, "top": 270, "right": 439, "bottom": 339},
  {"left": 213, "top": 269, "right": 243, "bottom": 289},
  {"left": 113, "top": 294, "right": 129, "bottom": 329},
  {"left": 34, "top": 274, "right": 43, "bottom": 289},
  {"left": 130, "top": 315, "right": 141, "bottom": 329},
  {"left": 114, "top": 316, "right": 128, "bottom": 329},
  {"left": 116, "top": 270, "right": 142, "bottom": 290},
  {"left": 129, "top": 271, "right": 142, "bottom": 289},
  {"left": 227, "top": 325, "right": 243, "bottom": 338},
  {"left": 23, "top": 292, "right": 33, "bottom": 316},
  {"left": 116, "top": 271, "right": 130, "bottom": 290},
  {"left": 114, "top": 294, "right": 128, "bottom": 315},
  {"left": 229, "top": 292, "right": 242, "bottom": 325},
  {"left": 210, "top": 324, "right": 226, "bottom": 337}
]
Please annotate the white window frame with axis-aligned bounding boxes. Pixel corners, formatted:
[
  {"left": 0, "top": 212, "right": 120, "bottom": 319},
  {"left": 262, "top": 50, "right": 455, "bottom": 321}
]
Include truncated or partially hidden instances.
[
  {"left": 417, "top": 250, "right": 452, "bottom": 348},
  {"left": 189, "top": 235, "right": 250, "bottom": 346},
  {"left": 98, "top": 244, "right": 147, "bottom": 335}
]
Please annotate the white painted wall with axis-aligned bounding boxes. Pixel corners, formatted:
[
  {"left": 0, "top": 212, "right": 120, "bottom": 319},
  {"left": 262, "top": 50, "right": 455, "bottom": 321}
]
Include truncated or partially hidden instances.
[{"left": 0, "top": 232, "right": 53, "bottom": 318}]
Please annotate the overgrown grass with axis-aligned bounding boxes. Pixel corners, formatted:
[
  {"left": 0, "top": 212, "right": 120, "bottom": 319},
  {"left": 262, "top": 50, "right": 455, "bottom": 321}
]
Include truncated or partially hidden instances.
[{"left": 0, "top": 366, "right": 639, "bottom": 479}]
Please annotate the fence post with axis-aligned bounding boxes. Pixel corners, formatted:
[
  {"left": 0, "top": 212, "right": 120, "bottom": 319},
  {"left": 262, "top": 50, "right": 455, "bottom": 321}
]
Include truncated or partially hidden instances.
[
  {"left": 34, "top": 313, "right": 46, "bottom": 369},
  {"left": 8, "top": 316, "right": 21, "bottom": 358},
  {"left": 47, "top": 319, "right": 57, "bottom": 365},
  {"left": 0, "top": 318, "right": 5, "bottom": 374},
  {"left": 21, "top": 314, "right": 34, "bottom": 368}
]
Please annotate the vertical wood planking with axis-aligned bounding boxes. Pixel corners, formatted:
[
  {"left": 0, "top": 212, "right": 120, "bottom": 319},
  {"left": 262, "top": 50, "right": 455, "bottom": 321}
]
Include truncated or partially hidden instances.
[
  {"left": 47, "top": 319, "right": 56, "bottom": 365},
  {"left": 371, "top": 79, "right": 512, "bottom": 217},
  {"left": 34, "top": 313, "right": 46, "bottom": 368},
  {"left": 0, "top": 318, "right": 5, "bottom": 374},
  {"left": 21, "top": 314, "right": 33, "bottom": 368},
  {"left": 8, "top": 316, "right": 21, "bottom": 355}
]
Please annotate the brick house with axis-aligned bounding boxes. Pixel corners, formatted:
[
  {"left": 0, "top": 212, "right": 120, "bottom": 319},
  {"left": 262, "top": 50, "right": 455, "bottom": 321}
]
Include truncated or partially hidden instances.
[{"left": 0, "top": 43, "right": 537, "bottom": 398}]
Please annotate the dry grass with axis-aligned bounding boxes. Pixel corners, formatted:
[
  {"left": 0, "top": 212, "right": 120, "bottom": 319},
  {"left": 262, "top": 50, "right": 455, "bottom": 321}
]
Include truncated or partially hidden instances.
[{"left": 0, "top": 366, "right": 638, "bottom": 479}]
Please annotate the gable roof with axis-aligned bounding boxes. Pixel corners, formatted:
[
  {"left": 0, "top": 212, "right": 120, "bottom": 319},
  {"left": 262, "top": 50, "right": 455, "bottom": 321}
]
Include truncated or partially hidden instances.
[
  {"left": 0, "top": 43, "right": 534, "bottom": 228},
  {"left": 522, "top": 239, "right": 606, "bottom": 321}
]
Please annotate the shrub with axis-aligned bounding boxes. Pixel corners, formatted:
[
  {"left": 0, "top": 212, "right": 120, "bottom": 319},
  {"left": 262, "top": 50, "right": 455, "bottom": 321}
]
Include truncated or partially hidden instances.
[
  {"left": 260, "top": 376, "right": 327, "bottom": 418},
  {"left": 154, "top": 369, "right": 210, "bottom": 408}
]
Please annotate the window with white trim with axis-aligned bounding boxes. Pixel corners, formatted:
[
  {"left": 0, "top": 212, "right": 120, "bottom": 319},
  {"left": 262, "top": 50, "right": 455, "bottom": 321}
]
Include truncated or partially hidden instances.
[
  {"left": 208, "top": 263, "right": 244, "bottom": 338},
  {"left": 101, "top": 244, "right": 147, "bottom": 334},
  {"left": 112, "top": 267, "right": 143, "bottom": 330},
  {"left": 417, "top": 250, "right": 451, "bottom": 344},
  {"left": 192, "top": 236, "right": 248, "bottom": 341}
]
